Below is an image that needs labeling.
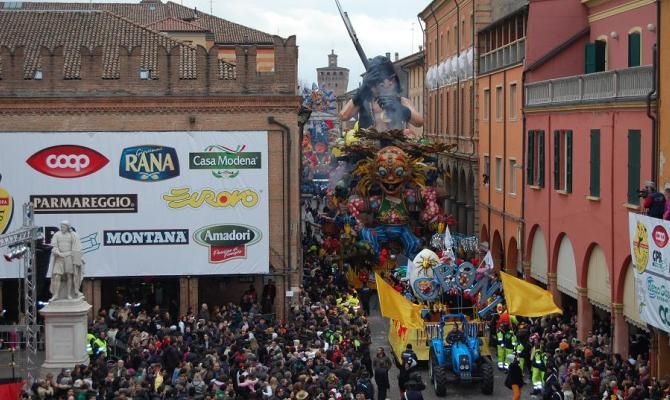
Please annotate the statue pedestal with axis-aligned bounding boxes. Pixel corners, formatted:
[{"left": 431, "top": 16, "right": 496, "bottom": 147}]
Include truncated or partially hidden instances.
[{"left": 40, "top": 299, "right": 91, "bottom": 376}]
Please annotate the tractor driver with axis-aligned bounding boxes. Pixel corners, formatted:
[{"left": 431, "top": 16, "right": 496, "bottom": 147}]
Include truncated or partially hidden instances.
[{"left": 446, "top": 323, "right": 465, "bottom": 344}]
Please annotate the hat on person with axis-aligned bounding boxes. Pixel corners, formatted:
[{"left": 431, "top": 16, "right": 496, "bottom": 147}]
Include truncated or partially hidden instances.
[
  {"left": 296, "top": 390, "right": 310, "bottom": 400},
  {"left": 645, "top": 180, "right": 656, "bottom": 189},
  {"left": 664, "top": 182, "right": 670, "bottom": 191}
]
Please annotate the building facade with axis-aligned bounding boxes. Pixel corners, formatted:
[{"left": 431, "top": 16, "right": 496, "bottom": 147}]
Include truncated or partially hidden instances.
[
  {"left": 317, "top": 50, "right": 349, "bottom": 97},
  {"left": 420, "top": 0, "right": 492, "bottom": 236},
  {"left": 393, "top": 50, "right": 425, "bottom": 138},
  {"left": 0, "top": 3, "right": 300, "bottom": 320},
  {"left": 477, "top": 3, "right": 527, "bottom": 273},
  {"left": 523, "top": 0, "right": 656, "bottom": 360}
]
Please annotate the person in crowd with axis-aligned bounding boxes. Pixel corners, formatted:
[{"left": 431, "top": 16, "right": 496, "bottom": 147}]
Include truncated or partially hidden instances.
[
  {"left": 642, "top": 180, "right": 666, "bottom": 218},
  {"left": 373, "top": 347, "right": 392, "bottom": 400}
]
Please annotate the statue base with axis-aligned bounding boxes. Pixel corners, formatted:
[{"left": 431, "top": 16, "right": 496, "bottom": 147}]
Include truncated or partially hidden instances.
[{"left": 39, "top": 299, "right": 91, "bottom": 377}]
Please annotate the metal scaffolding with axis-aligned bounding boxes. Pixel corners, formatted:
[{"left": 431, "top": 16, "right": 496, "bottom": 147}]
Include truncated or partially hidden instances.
[{"left": 0, "top": 203, "right": 41, "bottom": 380}]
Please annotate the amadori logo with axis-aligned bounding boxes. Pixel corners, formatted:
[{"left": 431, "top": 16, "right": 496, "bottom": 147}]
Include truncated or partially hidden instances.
[
  {"left": 104, "top": 229, "right": 189, "bottom": 246},
  {"left": 26, "top": 145, "right": 109, "bottom": 178},
  {"left": 119, "top": 145, "right": 180, "bottom": 182},
  {"left": 189, "top": 145, "right": 261, "bottom": 179},
  {"left": 163, "top": 187, "right": 259, "bottom": 209},
  {"left": 30, "top": 194, "right": 138, "bottom": 214},
  {"left": 194, "top": 224, "right": 261, "bottom": 263}
]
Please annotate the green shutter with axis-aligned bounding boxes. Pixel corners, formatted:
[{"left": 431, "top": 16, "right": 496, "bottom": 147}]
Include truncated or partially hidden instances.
[
  {"left": 538, "top": 131, "right": 545, "bottom": 187},
  {"left": 627, "top": 130, "right": 641, "bottom": 204},
  {"left": 628, "top": 32, "right": 641, "bottom": 67},
  {"left": 554, "top": 130, "right": 560, "bottom": 190},
  {"left": 527, "top": 131, "right": 535, "bottom": 184},
  {"left": 595, "top": 40, "right": 607, "bottom": 72},
  {"left": 566, "top": 130, "right": 573, "bottom": 193},
  {"left": 590, "top": 130, "right": 601, "bottom": 197},
  {"left": 585, "top": 43, "right": 596, "bottom": 74}
]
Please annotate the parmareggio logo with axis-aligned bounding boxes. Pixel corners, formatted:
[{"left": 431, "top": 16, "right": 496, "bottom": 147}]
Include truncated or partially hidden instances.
[
  {"left": 194, "top": 224, "right": 261, "bottom": 263},
  {"left": 162, "top": 187, "right": 259, "bottom": 209},
  {"left": 647, "top": 276, "right": 670, "bottom": 303}
]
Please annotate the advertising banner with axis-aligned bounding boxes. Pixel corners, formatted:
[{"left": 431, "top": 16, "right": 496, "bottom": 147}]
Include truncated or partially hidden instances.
[
  {"left": 628, "top": 213, "right": 670, "bottom": 332},
  {"left": 0, "top": 131, "right": 269, "bottom": 278}
]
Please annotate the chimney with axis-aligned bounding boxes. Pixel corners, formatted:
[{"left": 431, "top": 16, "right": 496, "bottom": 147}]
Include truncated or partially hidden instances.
[
  {"left": 385, "top": 52, "right": 391, "bottom": 60},
  {"left": 395, "top": 52, "right": 399, "bottom": 61}
]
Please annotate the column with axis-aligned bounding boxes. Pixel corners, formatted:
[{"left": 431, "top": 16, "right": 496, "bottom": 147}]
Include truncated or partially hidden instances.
[
  {"left": 188, "top": 277, "right": 198, "bottom": 314},
  {"left": 465, "top": 204, "right": 474, "bottom": 235},
  {"left": 611, "top": 303, "right": 629, "bottom": 356},
  {"left": 457, "top": 201, "right": 466, "bottom": 234},
  {"left": 522, "top": 261, "right": 531, "bottom": 281},
  {"left": 93, "top": 280, "right": 101, "bottom": 318},
  {"left": 650, "top": 328, "right": 659, "bottom": 377},
  {"left": 547, "top": 272, "right": 562, "bottom": 308},
  {"left": 82, "top": 279, "right": 94, "bottom": 320},
  {"left": 657, "top": 331, "right": 670, "bottom": 378},
  {"left": 179, "top": 278, "right": 189, "bottom": 317},
  {"left": 576, "top": 287, "right": 592, "bottom": 343}
]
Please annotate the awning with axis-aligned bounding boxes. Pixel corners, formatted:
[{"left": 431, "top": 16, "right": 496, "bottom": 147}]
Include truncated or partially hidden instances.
[
  {"left": 586, "top": 246, "right": 611, "bottom": 311},
  {"left": 623, "top": 263, "right": 646, "bottom": 329},
  {"left": 530, "top": 228, "right": 548, "bottom": 284},
  {"left": 556, "top": 236, "right": 578, "bottom": 299}
]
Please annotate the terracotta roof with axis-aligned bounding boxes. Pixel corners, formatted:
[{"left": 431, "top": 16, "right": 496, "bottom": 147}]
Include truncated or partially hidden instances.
[
  {"left": 0, "top": 10, "right": 198, "bottom": 79},
  {"left": 145, "top": 16, "right": 209, "bottom": 32},
  {"left": 1, "top": 1, "right": 275, "bottom": 45}
]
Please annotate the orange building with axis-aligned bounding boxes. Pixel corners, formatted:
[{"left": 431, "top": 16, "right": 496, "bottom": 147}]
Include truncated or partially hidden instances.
[
  {"left": 660, "top": 0, "right": 669, "bottom": 185},
  {"left": 477, "top": 4, "right": 528, "bottom": 272}
]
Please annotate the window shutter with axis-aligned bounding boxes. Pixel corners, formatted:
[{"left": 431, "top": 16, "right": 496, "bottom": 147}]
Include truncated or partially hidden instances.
[
  {"left": 554, "top": 130, "right": 560, "bottom": 190},
  {"left": 585, "top": 43, "right": 596, "bottom": 74},
  {"left": 527, "top": 131, "right": 535, "bottom": 184},
  {"left": 628, "top": 32, "right": 641, "bottom": 67},
  {"left": 538, "top": 131, "right": 545, "bottom": 187},
  {"left": 566, "top": 130, "right": 573, "bottom": 193},
  {"left": 627, "top": 130, "right": 641, "bottom": 204},
  {"left": 595, "top": 40, "right": 607, "bottom": 72},
  {"left": 590, "top": 130, "right": 601, "bottom": 197}
]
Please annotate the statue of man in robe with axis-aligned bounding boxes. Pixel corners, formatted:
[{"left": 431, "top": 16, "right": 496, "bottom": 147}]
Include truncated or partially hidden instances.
[{"left": 48, "top": 221, "right": 84, "bottom": 301}]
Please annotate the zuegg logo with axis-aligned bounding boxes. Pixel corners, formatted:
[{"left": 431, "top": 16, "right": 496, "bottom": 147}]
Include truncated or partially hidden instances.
[
  {"left": 162, "top": 187, "right": 259, "bottom": 209},
  {"left": 119, "top": 145, "right": 180, "bottom": 182},
  {"left": 26, "top": 145, "right": 109, "bottom": 178},
  {"left": 194, "top": 224, "right": 261, "bottom": 263}
]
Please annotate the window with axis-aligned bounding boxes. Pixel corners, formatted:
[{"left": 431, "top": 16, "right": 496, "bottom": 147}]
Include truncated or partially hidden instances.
[
  {"left": 527, "top": 130, "right": 545, "bottom": 187},
  {"left": 495, "top": 157, "right": 503, "bottom": 191},
  {"left": 553, "top": 130, "right": 573, "bottom": 193},
  {"left": 628, "top": 30, "right": 641, "bottom": 67},
  {"left": 495, "top": 86, "right": 503, "bottom": 120},
  {"left": 585, "top": 39, "right": 607, "bottom": 73},
  {"left": 509, "top": 83, "right": 517, "bottom": 120},
  {"left": 627, "top": 130, "right": 641, "bottom": 204},
  {"left": 509, "top": 160, "right": 516, "bottom": 194},
  {"left": 483, "top": 89, "right": 490, "bottom": 120},
  {"left": 590, "top": 130, "right": 601, "bottom": 197},
  {"left": 483, "top": 155, "right": 490, "bottom": 186}
]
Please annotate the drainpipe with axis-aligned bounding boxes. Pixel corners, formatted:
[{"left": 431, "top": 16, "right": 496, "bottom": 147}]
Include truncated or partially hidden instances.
[
  {"left": 267, "top": 116, "right": 292, "bottom": 320},
  {"left": 418, "top": 16, "right": 426, "bottom": 130},
  {"left": 647, "top": 43, "right": 658, "bottom": 183},
  {"left": 470, "top": 3, "right": 477, "bottom": 158},
  {"left": 502, "top": 70, "right": 507, "bottom": 271},
  {"left": 453, "top": 0, "right": 461, "bottom": 144},
  {"left": 521, "top": 69, "right": 527, "bottom": 278},
  {"left": 429, "top": 4, "right": 440, "bottom": 138}
]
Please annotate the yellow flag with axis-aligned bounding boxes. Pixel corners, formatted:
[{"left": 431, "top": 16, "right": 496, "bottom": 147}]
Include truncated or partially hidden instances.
[
  {"left": 374, "top": 273, "right": 424, "bottom": 329},
  {"left": 500, "top": 272, "right": 562, "bottom": 317}
]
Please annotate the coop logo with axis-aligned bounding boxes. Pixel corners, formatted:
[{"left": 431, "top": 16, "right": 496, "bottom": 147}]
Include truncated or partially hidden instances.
[
  {"left": 162, "top": 187, "right": 259, "bottom": 209},
  {"left": 104, "top": 229, "right": 189, "bottom": 246},
  {"left": 26, "top": 145, "right": 109, "bottom": 178},
  {"left": 189, "top": 145, "right": 261, "bottom": 179},
  {"left": 0, "top": 186, "right": 13, "bottom": 234},
  {"left": 119, "top": 145, "right": 180, "bottom": 182},
  {"left": 194, "top": 224, "right": 261, "bottom": 263},
  {"left": 653, "top": 225, "right": 669, "bottom": 248},
  {"left": 30, "top": 194, "right": 138, "bottom": 214}
]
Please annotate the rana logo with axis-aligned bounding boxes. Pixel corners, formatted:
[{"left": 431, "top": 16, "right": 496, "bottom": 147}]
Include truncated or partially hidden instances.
[
  {"left": 163, "top": 187, "right": 259, "bottom": 209},
  {"left": 189, "top": 145, "right": 262, "bottom": 179},
  {"left": 119, "top": 145, "right": 180, "bottom": 182},
  {"left": 194, "top": 224, "right": 261, "bottom": 263},
  {"left": 0, "top": 186, "right": 13, "bottom": 234},
  {"left": 633, "top": 221, "right": 650, "bottom": 273}
]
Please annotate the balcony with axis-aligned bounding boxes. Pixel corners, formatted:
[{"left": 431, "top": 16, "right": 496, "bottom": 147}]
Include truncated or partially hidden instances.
[
  {"left": 525, "top": 66, "right": 653, "bottom": 107},
  {"left": 479, "top": 38, "right": 525, "bottom": 75}
]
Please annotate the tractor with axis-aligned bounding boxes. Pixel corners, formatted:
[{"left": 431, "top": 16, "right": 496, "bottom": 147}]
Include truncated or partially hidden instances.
[{"left": 427, "top": 313, "right": 494, "bottom": 396}]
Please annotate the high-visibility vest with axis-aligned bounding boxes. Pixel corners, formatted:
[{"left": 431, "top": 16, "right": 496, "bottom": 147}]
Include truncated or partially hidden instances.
[
  {"left": 532, "top": 351, "right": 546, "bottom": 370},
  {"left": 94, "top": 338, "right": 108, "bottom": 356},
  {"left": 86, "top": 333, "right": 95, "bottom": 355},
  {"left": 496, "top": 331, "right": 505, "bottom": 346},
  {"left": 515, "top": 342, "right": 524, "bottom": 355}
]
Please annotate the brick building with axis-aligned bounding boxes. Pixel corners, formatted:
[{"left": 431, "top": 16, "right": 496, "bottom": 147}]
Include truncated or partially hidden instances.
[
  {"left": 317, "top": 50, "right": 349, "bottom": 97},
  {"left": 0, "top": 1, "right": 300, "bottom": 319},
  {"left": 393, "top": 50, "right": 425, "bottom": 138}
]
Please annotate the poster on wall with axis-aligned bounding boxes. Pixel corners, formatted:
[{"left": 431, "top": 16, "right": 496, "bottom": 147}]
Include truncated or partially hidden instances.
[
  {"left": 0, "top": 131, "right": 269, "bottom": 278},
  {"left": 629, "top": 213, "right": 670, "bottom": 332}
]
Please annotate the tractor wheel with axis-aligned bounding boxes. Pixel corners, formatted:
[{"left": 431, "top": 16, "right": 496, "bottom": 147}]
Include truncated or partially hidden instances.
[
  {"left": 480, "top": 358, "right": 494, "bottom": 395},
  {"left": 433, "top": 365, "right": 448, "bottom": 397},
  {"left": 429, "top": 348, "right": 437, "bottom": 380}
]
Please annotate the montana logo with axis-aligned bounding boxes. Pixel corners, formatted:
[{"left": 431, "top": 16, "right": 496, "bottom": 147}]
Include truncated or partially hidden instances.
[
  {"left": 27, "top": 145, "right": 109, "bottom": 178},
  {"left": 193, "top": 224, "right": 261, "bottom": 263}
]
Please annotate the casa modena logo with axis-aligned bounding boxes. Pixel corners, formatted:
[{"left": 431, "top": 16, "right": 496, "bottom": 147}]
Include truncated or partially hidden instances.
[
  {"left": 26, "top": 145, "right": 109, "bottom": 178},
  {"left": 193, "top": 224, "right": 261, "bottom": 263}
]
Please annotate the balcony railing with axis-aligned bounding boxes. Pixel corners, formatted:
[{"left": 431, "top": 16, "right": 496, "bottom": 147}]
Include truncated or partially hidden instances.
[
  {"left": 525, "top": 65, "right": 653, "bottom": 107},
  {"left": 479, "top": 38, "right": 526, "bottom": 75}
]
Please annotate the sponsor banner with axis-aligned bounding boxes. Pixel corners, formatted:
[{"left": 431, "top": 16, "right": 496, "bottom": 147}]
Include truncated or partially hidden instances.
[
  {"left": 629, "top": 213, "right": 670, "bottom": 332},
  {"left": 0, "top": 131, "right": 269, "bottom": 277}
]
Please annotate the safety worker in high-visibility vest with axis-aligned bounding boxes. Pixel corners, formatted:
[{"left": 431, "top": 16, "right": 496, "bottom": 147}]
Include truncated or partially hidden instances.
[
  {"left": 86, "top": 333, "right": 96, "bottom": 356},
  {"left": 514, "top": 341, "right": 525, "bottom": 372},
  {"left": 503, "top": 328, "right": 517, "bottom": 370},
  {"left": 496, "top": 325, "right": 507, "bottom": 370},
  {"left": 531, "top": 347, "right": 547, "bottom": 392},
  {"left": 94, "top": 335, "right": 108, "bottom": 358}
]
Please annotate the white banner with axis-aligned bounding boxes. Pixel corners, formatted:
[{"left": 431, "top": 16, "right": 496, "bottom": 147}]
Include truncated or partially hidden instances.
[
  {"left": 0, "top": 131, "right": 269, "bottom": 277},
  {"left": 629, "top": 213, "right": 670, "bottom": 332}
]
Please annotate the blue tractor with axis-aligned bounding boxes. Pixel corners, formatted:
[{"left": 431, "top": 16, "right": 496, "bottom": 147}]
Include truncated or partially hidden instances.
[{"left": 427, "top": 314, "right": 494, "bottom": 396}]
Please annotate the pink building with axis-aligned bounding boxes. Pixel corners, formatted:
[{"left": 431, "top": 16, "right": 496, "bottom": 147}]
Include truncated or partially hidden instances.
[{"left": 523, "top": 0, "right": 656, "bottom": 358}]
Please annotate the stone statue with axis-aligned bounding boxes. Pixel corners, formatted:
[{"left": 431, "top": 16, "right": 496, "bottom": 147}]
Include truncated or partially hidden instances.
[{"left": 48, "top": 221, "right": 84, "bottom": 301}]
